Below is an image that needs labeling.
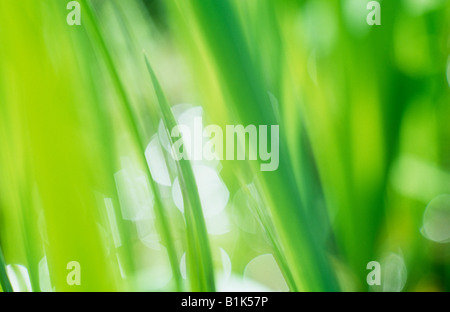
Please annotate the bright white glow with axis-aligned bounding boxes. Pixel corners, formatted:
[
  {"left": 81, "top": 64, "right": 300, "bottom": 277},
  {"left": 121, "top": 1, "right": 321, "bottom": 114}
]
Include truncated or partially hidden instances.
[
  {"left": 158, "top": 104, "right": 193, "bottom": 153},
  {"left": 104, "top": 198, "right": 122, "bottom": 248},
  {"left": 341, "top": 0, "right": 370, "bottom": 37},
  {"left": 217, "top": 274, "right": 272, "bottom": 292},
  {"left": 381, "top": 253, "right": 407, "bottom": 292},
  {"left": 390, "top": 155, "right": 450, "bottom": 203},
  {"left": 422, "top": 194, "right": 450, "bottom": 243},
  {"left": 145, "top": 136, "right": 171, "bottom": 186},
  {"left": 6, "top": 264, "right": 32, "bottom": 292},
  {"left": 176, "top": 106, "right": 204, "bottom": 160},
  {"left": 172, "top": 177, "right": 183, "bottom": 213},
  {"left": 205, "top": 212, "right": 231, "bottom": 235},
  {"left": 114, "top": 157, "right": 154, "bottom": 221},
  {"left": 243, "top": 254, "right": 289, "bottom": 292},
  {"left": 180, "top": 248, "right": 231, "bottom": 282},
  {"left": 219, "top": 248, "right": 232, "bottom": 281},
  {"left": 39, "top": 257, "right": 53, "bottom": 292},
  {"left": 134, "top": 244, "right": 172, "bottom": 290},
  {"left": 136, "top": 218, "right": 161, "bottom": 251},
  {"left": 232, "top": 186, "right": 260, "bottom": 234},
  {"left": 179, "top": 252, "right": 187, "bottom": 280},
  {"left": 172, "top": 164, "right": 229, "bottom": 218},
  {"left": 159, "top": 104, "right": 221, "bottom": 170}
]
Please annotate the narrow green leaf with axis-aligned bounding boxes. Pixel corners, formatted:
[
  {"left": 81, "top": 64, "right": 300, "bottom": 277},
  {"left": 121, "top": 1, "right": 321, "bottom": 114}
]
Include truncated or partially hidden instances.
[{"left": 144, "top": 55, "right": 215, "bottom": 292}]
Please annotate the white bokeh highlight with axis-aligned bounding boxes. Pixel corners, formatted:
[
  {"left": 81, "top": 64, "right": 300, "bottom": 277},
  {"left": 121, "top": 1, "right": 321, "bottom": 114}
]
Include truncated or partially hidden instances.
[
  {"left": 422, "top": 194, "right": 450, "bottom": 243},
  {"left": 172, "top": 164, "right": 229, "bottom": 218}
]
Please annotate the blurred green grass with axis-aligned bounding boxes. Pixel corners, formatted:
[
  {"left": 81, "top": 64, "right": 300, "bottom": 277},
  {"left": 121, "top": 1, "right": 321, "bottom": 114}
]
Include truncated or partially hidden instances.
[{"left": 0, "top": 0, "right": 449, "bottom": 292}]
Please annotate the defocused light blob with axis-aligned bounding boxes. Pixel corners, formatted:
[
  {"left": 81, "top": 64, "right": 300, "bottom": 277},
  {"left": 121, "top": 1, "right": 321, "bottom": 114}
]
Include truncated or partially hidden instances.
[
  {"left": 342, "top": 0, "right": 370, "bottom": 37},
  {"left": 180, "top": 248, "right": 231, "bottom": 281},
  {"left": 39, "top": 256, "right": 53, "bottom": 292},
  {"left": 179, "top": 252, "right": 187, "bottom": 280},
  {"left": 217, "top": 274, "right": 272, "bottom": 292},
  {"left": 114, "top": 157, "right": 154, "bottom": 221},
  {"left": 176, "top": 106, "right": 204, "bottom": 160},
  {"left": 219, "top": 248, "right": 232, "bottom": 281},
  {"left": 402, "top": 0, "right": 445, "bottom": 15},
  {"left": 243, "top": 254, "right": 289, "bottom": 292},
  {"left": 104, "top": 198, "right": 122, "bottom": 248},
  {"left": 215, "top": 251, "right": 275, "bottom": 291},
  {"left": 301, "top": 0, "right": 338, "bottom": 55},
  {"left": 159, "top": 105, "right": 221, "bottom": 169},
  {"left": 380, "top": 253, "right": 407, "bottom": 292},
  {"left": 136, "top": 218, "right": 161, "bottom": 250},
  {"left": 158, "top": 103, "right": 194, "bottom": 153},
  {"left": 421, "top": 194, "right": 450, "bottom": 243},
  {"left": 390, "top": 155, "right": 450, "bottom": 202},
  {"left": 145, "top": 135, "right": 171, "bottom": 186},
  {"left": 135, "top": 244, "right": 172, "bottom": 290},
  {"left": 205, "top": 211, "right": 231, "bottom": 235},
  {"left": 172, "top": 164, "right": 229, "bottom": 217},
  {"left": 171, "top": 178, "right": 182, "bottom": 210},
  {"left": 6, "top": 264, "right": 32, "bottom": 292},
  {"left": 116, "top": 254, "right": 126, "bottom": 279}
]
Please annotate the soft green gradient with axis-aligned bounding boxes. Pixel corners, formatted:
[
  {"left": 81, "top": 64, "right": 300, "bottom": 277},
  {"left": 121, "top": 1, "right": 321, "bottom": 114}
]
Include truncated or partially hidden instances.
[{"left": 0, "top": 0, "right": 448, "bottom": 292}]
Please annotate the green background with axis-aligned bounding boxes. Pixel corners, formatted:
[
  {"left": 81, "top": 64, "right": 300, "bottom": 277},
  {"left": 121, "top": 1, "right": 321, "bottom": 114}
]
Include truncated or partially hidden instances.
[{"left": 0, "top": 0, "right": 449, "bottom": 292}]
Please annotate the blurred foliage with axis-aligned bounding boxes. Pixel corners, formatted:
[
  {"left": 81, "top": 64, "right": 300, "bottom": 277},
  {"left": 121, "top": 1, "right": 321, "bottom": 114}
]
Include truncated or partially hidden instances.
[{"left": 0, "top": 0, "right": 449, "bottom": 291}]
